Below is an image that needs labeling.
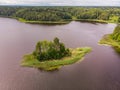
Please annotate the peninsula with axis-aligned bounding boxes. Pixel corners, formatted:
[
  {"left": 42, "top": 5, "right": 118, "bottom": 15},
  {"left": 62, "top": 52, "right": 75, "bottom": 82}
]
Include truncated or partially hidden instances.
[{"left": 99, "top": 25, "right": 120, "bottom": 53}]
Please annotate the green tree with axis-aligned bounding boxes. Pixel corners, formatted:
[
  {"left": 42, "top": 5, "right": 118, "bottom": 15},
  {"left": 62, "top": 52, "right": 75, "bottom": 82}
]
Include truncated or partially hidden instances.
[
  {"left": 118, "top": 17, "right": 120, "bottom": 23},
  {"left": 33, "top": 37, "right": 71, "bottom": 61},
  {"left": 54, "top": 37, "right": 59, "bottom": 45}
]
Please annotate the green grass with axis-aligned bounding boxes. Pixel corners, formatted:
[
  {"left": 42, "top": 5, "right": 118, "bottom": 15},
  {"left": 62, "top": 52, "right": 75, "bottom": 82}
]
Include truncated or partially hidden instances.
[
  {"left": 17, "top": 18, "right": 70, "bottom": 25},
  {"left": 99, "top": 34, "right": 120, "bottom": 53},
  {"left": 21, "top": 47, "right": 91, "bottom": 71}
]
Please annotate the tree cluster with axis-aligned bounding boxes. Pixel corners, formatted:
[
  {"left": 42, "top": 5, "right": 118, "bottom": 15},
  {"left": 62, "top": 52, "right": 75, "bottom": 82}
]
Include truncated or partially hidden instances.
[
  {"left": 1, "top": 6, "right": 120, "bottom": 22},
  {"left": 33, "top": 37, "right": 71, "bottom": 61},
  {"left": 112, "top": 25, "right": 120, "bottom": 42}
]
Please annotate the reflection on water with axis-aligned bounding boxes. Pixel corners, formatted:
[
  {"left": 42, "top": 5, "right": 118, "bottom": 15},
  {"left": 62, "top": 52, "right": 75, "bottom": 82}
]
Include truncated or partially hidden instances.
[{"left": 0, "top": 17, "right": 120, "bottom": 90}]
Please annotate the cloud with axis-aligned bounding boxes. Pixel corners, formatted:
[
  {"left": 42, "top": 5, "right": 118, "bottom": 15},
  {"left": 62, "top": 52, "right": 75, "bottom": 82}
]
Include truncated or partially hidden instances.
[{"left": 0, "top": 0, "right": 120, "bottom": 6}]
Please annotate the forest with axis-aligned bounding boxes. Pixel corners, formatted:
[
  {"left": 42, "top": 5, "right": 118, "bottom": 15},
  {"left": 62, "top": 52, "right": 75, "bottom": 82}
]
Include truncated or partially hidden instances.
[{"left": 0, "top": 6, "right": 120, "bottom": 23}]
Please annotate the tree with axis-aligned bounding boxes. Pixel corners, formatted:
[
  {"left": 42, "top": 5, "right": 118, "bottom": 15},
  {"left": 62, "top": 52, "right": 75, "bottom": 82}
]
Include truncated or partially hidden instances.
[
  {"left": 118, "top": 17, "right": 120, "bottom": 23},
  {"left": 54, "top": 37, "right": 59, "bottom": 45},
  {"left": 33, "top": 37, "right": 71, "bottom": 61}
]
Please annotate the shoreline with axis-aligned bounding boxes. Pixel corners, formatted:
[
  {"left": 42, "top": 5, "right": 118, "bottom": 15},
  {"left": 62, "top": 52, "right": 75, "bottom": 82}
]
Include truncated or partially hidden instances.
[
  {"left": 75, "top": 19, "right": 108, "bottom": 24},
  {"left": 1, "top": 16, "right": 118, "bottom": 25},
  {"left": 99, "top": 34, "right": 120, "bottom": 53},
  {"left": 15, "top": 17, "right": 71, "bottom": 25}
]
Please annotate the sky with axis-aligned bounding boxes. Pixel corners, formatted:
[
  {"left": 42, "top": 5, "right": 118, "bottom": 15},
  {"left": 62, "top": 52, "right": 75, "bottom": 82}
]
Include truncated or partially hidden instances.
[{"left": 0, "top": 0, "right": 120, "bottom": 6}]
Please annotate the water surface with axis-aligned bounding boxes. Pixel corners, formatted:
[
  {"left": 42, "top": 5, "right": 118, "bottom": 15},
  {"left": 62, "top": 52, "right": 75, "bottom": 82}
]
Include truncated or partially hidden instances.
[{"left": 0, "top": 18, "right": 120, "bottom": 90}]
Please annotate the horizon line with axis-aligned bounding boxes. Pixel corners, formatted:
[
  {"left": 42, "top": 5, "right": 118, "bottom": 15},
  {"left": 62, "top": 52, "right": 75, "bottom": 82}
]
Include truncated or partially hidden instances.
[{"left": 0, "top": 5, "right": 120, "bottom": 7}]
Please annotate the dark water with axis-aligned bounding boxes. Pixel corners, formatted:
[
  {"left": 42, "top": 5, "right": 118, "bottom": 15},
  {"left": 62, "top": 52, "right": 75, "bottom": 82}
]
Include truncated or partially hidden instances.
[{"left": 0, "top": 17, "right": 120, "bottom": 90}]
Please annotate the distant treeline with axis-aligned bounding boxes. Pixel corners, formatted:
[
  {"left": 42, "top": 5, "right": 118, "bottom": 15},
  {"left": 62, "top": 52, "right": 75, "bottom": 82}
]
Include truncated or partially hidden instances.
[{"left": 0, "top": 6, "right": 120, "bottom": 22}]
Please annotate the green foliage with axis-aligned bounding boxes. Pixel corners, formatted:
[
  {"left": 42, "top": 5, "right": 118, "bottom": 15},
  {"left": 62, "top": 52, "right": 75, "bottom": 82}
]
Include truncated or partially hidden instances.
[
  {"left": 118, "top": 17, "right": 120, "bottom": 23},
  {"left": 21, "top": 47, "right": 91, "bottom": 71},
  {"left": 1, "top": 6, "right": 120, "bottom": 23},
  {"left": 111, "top": 25, "right": 120, "bottom": 42},
  {"left": 99, "top": 25, "right": 120, "bottom": 53},
  {"left": 33, "top": 37, "right": 71, "bottom": 61}
]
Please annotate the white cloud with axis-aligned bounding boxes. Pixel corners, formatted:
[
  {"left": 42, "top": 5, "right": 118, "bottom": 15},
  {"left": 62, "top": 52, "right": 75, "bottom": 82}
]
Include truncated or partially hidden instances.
[{"left": 0, "top": 0, "right": 120, "bottom": 6}]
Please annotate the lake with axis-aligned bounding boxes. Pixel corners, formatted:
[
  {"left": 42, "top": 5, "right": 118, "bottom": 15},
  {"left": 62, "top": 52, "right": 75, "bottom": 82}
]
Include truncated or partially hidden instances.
[{"left": 0, "top": 17, "right": 120, "bottom": 90}]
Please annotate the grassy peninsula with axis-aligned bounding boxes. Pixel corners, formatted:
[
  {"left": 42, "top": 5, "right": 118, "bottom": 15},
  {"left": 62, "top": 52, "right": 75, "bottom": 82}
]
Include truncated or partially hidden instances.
[
  {"left": 99, "top": 25, "right": 120, "bottom": 52},
  {"left": 21, "top": 38, "right": 91, "bottom": 71}
]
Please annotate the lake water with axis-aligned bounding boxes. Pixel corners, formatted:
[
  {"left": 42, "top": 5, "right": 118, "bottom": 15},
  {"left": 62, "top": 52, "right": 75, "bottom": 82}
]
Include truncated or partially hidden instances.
[{"left": 0, "top": 17, "right": 120, "bottom": 90}]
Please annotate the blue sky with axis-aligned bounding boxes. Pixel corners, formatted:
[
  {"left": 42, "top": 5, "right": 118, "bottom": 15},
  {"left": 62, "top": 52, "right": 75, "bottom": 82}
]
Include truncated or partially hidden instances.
[{"left": 0, "top": 0, "right": 120, "bottom": 6}]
